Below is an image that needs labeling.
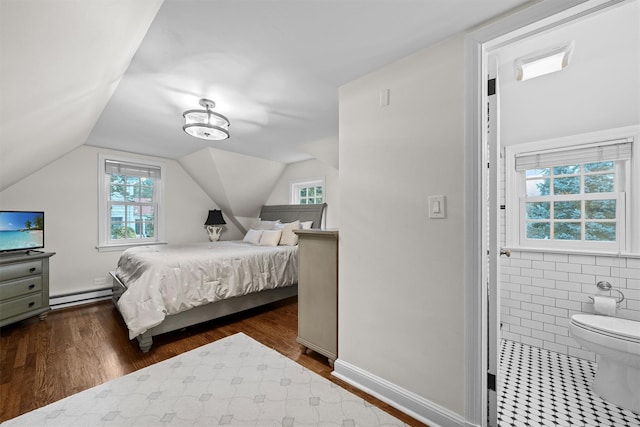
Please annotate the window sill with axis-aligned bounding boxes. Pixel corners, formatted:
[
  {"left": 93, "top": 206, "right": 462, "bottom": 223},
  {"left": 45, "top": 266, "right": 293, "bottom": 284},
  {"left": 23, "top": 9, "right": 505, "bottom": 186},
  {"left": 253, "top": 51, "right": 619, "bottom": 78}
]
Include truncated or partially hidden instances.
[
  {"left": 95, "top": 241, "right": 168, "bottom": 253},
  {"left": 503, "top": 246, "right": 640, "bottom": 259}
]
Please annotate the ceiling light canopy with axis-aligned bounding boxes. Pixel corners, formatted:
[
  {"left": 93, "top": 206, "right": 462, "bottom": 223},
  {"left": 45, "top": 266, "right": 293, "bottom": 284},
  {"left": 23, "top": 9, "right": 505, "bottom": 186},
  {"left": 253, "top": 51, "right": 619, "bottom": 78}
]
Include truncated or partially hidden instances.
[
  {"left": 515, "top": 42, "right": 574, "bottom": 81},
  {"left": 183, "top": 98, "right": 230, "bottom": 140}
]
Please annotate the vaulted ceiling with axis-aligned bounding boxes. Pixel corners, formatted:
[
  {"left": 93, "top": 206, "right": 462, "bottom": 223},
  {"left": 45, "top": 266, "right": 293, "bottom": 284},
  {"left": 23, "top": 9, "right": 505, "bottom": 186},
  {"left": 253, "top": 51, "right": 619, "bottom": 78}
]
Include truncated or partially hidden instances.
[{"left": 1, "top": 0, "right": 534, "bottom": 193}]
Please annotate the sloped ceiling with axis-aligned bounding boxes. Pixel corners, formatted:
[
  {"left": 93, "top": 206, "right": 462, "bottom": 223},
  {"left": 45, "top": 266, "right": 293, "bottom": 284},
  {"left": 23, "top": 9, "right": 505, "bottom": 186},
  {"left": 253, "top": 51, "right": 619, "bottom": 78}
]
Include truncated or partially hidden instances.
[
  {"left": 0, "top": 0, "right": 162, "bottom": 191},
  {"left": 0, "top": 0, "right": 535, "bottom": 197}
]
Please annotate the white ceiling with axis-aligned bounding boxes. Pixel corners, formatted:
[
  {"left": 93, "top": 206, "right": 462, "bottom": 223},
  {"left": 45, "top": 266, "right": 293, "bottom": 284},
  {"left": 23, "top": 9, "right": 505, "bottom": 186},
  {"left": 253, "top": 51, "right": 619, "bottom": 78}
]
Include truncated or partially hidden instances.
[{"left": 0, "top": 0, "right": 534, "bottom": 191}]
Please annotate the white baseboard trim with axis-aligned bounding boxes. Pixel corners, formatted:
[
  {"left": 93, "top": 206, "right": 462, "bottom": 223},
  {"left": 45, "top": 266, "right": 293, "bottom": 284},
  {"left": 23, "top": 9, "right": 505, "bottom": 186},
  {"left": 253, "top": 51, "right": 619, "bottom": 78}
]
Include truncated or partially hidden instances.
[
  {"left": 332, "top": 358, "right": 468, "bottom": 427},
  {"left": 50, "top": 288, "right": 112, "bottom": 310}
]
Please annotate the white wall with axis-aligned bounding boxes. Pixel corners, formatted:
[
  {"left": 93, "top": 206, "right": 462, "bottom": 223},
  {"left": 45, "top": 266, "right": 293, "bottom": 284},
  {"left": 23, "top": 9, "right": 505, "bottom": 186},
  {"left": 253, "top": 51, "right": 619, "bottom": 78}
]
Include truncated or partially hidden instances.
[
  {"left": 0, "top": 145, "right": 224, "bottom": 296},
  {"left": 498, "top": 1, "right": 640, "bottom": 146},
  {"left": 337, "top": 34, "right": 466, "bottom": 419},
  {"left": 497, "top": 1, "right": 640, "bottom": 360},
  {"left": 265, "top": 159, "right": 339, "bottom": 228}
]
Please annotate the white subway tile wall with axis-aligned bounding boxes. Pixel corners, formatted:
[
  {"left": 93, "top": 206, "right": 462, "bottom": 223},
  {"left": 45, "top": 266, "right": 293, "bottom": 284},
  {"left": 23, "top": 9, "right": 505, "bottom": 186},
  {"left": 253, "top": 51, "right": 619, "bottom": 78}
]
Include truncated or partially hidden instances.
[
  {"left": 499, "top": 252, "right": 640, "bottom": 362},
  {"left": 499, "top": 155, "right": 640, "bottom": 362}
]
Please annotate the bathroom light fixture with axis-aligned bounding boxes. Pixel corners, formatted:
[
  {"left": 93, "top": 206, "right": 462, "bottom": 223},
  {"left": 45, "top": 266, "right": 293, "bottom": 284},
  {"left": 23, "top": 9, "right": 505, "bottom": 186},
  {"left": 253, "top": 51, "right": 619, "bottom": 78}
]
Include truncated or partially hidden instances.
[
  {"left": 183, "top": 98, "right": 230, "bottom": 140},
  {"left": 514, "top": 42, "right": 574, "bottom": 81},
  {"left": 204, "top": 209, "right": 226, "bottom": 241}
]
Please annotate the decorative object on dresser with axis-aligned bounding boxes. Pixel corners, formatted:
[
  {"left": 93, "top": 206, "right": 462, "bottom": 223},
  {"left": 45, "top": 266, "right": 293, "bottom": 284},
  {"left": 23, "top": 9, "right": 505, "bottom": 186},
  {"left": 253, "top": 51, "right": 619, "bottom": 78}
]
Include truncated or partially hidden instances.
[
  {"left": 0, "top": 251, "right": 55, "bottom": 327},
  {"left": 204, "top": 209, "right": 226, "bottom": 241},
  {"left": 294, "top": 228, "right": 338, "bottom": 367}
]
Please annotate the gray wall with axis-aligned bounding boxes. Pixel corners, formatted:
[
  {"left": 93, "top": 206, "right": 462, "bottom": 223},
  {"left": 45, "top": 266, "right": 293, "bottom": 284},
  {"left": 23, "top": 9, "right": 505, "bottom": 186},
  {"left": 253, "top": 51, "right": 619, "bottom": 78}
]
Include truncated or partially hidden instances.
[{"left": 338, "top": 34, "right": 466, "bottom": 417}]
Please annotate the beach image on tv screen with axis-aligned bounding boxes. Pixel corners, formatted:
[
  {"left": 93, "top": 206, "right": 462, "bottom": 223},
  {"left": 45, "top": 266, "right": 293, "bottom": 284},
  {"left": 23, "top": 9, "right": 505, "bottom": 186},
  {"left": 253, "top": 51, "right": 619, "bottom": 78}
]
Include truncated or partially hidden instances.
[{"left": 0, "top": 212, "right": 44, "bottom": 251}]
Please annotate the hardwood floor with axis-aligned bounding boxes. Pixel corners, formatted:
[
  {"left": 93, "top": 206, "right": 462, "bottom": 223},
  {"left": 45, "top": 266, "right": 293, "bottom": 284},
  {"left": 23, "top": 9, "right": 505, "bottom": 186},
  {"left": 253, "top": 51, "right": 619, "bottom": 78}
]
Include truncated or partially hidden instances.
[{"left": 0, "top": 298, "right": 428, "bottom": 426}]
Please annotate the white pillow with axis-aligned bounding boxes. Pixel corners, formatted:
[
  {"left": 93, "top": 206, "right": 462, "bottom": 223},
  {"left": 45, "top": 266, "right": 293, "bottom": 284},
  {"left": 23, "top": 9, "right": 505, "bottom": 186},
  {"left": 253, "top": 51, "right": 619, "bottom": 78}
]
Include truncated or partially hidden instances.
[
  {"left": 251, "top": 218, "right": 281, "bottom": 230},
  {"left": 276, "top": 220, "right": 301, "bottom": 246},
  {"left": 259, "top": 230, "right": 282, "bottom": 246},
  {"left": 300, "top": 221, "right": 313, "bottom": 230},
  {"left": 243, "top": 229, "right": 263, "bottom": 244}
]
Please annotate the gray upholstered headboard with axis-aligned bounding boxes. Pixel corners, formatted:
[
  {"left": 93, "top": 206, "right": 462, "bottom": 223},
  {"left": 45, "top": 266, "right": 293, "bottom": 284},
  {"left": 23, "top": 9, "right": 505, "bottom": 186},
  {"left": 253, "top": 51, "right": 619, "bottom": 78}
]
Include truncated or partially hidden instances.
[{"left": 259, "top": 203, "right": 326, "bottom": 229}]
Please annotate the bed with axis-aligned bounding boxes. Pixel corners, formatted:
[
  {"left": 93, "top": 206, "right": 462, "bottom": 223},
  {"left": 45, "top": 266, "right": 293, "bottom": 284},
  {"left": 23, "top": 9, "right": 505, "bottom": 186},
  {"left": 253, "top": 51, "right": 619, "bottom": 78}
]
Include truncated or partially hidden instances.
[{"left": 111, "top": 203, "right": 326, "bottom": 352}]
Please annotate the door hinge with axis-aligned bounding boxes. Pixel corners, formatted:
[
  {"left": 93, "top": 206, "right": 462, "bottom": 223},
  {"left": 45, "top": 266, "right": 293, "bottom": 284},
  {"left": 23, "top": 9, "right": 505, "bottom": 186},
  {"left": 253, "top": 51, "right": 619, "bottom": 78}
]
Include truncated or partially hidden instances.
[
  {"left": 488, "top": 78, "right": 496, "bottom": 96},
  {"left": 488, "top": 373, "right": 496, "bottom": 392}
]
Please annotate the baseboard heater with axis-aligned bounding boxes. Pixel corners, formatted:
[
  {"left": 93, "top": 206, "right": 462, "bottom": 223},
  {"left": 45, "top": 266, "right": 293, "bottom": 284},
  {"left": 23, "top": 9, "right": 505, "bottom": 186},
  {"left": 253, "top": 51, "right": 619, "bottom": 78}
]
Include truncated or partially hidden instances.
[{"left": 49, "top": 286, "right": 113, "bottom": 310}]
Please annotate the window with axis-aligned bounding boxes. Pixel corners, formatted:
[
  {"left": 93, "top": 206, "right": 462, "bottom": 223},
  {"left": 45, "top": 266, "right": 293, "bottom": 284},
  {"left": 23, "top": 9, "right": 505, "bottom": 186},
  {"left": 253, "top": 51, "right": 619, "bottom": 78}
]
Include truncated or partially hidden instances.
[
  {"left": 98, "top": 155, "right": 165, "bottom": 250},
  {"left": 291, "top": 178, "right": 324, "bottom": 205},
  {"left": 506, "top": 135, "right": 634, "bottom": 252}
]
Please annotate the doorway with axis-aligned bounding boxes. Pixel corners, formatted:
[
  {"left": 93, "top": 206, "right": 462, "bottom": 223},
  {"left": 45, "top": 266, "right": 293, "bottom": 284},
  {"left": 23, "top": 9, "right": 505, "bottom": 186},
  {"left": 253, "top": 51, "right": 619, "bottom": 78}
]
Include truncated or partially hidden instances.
[{"left": 465, "top": 0, "right": 638, "bottom": 425}]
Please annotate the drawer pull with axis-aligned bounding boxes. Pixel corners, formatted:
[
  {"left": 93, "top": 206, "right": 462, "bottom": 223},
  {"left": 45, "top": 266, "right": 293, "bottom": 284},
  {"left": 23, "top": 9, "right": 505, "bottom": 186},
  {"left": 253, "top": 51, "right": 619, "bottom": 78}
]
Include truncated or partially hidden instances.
[
  {"left": 29, "top": 267, "right": 36, "bottom": 273},
  {"left": 29, "top": 284, "right": 36, "bottom": 289},
  {"left": 28, "top": 302, "right": 35, "bottom": 307}
]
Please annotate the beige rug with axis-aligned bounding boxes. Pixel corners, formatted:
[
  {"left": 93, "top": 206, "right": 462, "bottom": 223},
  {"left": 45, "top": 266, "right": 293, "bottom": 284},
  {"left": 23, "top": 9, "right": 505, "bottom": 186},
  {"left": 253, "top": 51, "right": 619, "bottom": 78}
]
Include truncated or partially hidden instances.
[{"left": 2, "top": 333, "right": 407, "bottom": 426}]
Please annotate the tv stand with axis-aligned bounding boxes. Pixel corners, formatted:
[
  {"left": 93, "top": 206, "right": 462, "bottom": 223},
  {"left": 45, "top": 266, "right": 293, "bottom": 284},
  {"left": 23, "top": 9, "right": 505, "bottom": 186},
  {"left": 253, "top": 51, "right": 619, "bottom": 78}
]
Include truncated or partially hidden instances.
[{"left": 0, "top": 251, "right": 55, "bottom": 327}]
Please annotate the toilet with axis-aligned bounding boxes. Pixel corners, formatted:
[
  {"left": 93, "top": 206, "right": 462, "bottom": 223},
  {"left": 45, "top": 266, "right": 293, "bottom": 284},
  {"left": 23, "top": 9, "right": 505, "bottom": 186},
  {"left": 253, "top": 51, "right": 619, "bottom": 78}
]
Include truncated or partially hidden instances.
[{"left": 569, "top": 314, "right": 640, "bottom": 413}]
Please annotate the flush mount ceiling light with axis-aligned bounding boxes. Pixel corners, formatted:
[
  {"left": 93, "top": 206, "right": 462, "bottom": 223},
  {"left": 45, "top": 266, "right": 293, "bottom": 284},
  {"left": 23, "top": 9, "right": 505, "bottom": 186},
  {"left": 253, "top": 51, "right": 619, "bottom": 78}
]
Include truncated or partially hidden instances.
[
  {"left": 515, "top": 42, "right": 574, "bottom": 81},
  {"left": 183, "top": 98, "right": 230, "bottom": 140}
]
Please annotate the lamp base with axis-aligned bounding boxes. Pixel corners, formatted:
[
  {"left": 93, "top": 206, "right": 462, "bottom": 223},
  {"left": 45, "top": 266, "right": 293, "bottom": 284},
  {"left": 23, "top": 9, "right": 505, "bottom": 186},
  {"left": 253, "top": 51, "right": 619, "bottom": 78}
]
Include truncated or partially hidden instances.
[{"left": 206, "top": 226, "right": 222, "bottom": 241}]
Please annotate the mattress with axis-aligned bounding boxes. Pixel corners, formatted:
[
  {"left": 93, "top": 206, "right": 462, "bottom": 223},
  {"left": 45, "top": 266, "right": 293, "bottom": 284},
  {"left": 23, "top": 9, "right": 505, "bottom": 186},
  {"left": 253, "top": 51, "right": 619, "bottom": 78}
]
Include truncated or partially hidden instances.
[{"left": 115, "top": 241, "right": 298, "bottom": 339}]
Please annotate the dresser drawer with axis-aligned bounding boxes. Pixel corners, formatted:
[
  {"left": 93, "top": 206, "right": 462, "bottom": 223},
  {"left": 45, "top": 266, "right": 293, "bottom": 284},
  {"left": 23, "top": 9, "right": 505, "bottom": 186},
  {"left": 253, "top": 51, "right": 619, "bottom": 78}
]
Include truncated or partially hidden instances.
[
  {"left": 0, "top": 293, "right": 43, "bottom": 321},
  {"left": 0, "top": 276, "right": 43, "bottom": 300},
  {"left": 0, "top": 260, "right": 42, "bottom": 282}
]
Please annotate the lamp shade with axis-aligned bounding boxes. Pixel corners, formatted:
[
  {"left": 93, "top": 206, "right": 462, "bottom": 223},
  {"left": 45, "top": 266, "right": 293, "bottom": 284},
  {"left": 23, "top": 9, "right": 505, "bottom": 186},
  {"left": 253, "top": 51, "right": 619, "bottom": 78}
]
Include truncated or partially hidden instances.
[{"left": 204, "top": 209, "right": 226, "bottom": 226}]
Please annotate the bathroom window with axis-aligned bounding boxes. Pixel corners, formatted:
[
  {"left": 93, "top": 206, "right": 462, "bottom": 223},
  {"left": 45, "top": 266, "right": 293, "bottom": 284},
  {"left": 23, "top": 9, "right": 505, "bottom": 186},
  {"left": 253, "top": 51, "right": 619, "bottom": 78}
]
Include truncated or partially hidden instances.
[{"left": 505, "top": 133, "right": 634, "bottom": 252}]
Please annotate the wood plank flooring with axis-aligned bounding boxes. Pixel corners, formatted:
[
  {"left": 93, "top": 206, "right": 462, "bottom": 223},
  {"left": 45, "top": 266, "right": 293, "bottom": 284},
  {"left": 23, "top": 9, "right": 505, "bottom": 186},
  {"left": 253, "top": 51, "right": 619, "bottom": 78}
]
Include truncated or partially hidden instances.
[{"left": 0, "top": 298, "right": 428, "bottom": 426}]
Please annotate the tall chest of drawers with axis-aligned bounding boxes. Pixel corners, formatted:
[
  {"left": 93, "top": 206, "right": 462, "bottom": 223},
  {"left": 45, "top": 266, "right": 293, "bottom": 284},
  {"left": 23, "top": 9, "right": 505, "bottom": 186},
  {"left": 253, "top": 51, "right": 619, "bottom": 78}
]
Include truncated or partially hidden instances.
[
  {"left": 0, "top": 252, "right": 55, "bottom": 327},
  {"left": 293, "top": 229, "right": 338, "bottom": 367}
]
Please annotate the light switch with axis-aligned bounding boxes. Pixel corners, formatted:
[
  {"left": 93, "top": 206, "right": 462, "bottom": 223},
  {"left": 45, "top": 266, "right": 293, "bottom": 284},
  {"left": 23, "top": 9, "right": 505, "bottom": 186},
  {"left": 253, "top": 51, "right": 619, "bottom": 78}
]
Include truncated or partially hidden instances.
[{"left": 428, "top": 195, "right": 446, "bottom": 219}]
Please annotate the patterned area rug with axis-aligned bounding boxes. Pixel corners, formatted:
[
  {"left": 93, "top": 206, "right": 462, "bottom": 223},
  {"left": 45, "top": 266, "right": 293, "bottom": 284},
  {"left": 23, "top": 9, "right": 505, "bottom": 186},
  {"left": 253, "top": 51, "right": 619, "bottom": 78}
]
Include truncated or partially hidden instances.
[{"left": 2, "top": 333, "right": 406, "bottom": 426}]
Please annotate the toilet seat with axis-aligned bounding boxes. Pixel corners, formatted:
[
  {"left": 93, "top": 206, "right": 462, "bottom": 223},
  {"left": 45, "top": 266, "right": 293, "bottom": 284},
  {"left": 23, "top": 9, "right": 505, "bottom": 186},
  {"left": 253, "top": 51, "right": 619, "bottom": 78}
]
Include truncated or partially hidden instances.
[{"left": 571, "top": 314, "right": 640, "bottom": 344}]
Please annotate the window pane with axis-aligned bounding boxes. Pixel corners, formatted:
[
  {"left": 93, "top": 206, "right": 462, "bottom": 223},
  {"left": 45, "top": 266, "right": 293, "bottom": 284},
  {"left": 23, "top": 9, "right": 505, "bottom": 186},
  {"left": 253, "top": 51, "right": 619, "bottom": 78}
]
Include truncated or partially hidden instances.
[
  {"left": 553, "top": 165, "right": 580, "bottom": 175},
  {"left": 554, "top": 201, "right": 581, "bottom": 219},
  {"left": 585, "top": 200, "right": 616, "bottom": 219},
  {"left": 142, "top": 222, "right": 155, "bottom": 238},
  {"left": 526, "top": 222, "right": 550, "bottom": 239},
  {"left": 554, "top": 222, "right": 581, "bottom": 240},
  {"left": 585, "top": 222, "right": 616, "bottom": 241},
  {"left": 110, "top": 205, "right": 125, "bottom": 221},
  {"left": 110, "top": 185, "right": 125, "bottom": 201},
  {"left": 553, "top": 177, "right": 580, "bottom": 195},
  {"left": 110, "top": 174, "right": 125, "bottom": 185},
  {"left": 526, "top": 168, "right": 549, "bottom": 178},
  {"left": 111, "top": 224, "right": 136, "bottom": 239},
  {"left": 300, "top": 188, "right": 307, "bottom": 197},
  {"left": 316, "top": 187, "right": 323, "bottom": 196},
  {"left": 584, "top": 161, "right": 613, "bottom": 173},
  {"left": 526, "top": 202, "right": 550, "bottom": 219},
  {"left": 126, "top": 176, "right": 139, "bottom": 185},
  {"left": 126, "top": 185, "right": 140, "bottom": 202},
  {"left": 308, "top": 187, "right": 315, "bottom": 196},
  {"left": 584, "top": 174, "right": 614, "bottom": 193},
  {"left": 526, "top": 179, "right": 550, "bottom": 196}
]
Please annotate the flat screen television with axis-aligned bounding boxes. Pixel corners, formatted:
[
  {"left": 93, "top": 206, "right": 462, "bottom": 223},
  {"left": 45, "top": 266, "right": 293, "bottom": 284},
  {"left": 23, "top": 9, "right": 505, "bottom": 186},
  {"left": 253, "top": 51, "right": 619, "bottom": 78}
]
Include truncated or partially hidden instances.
[{"left": 0, "top": 211, "right": 45, "bottom": 253}]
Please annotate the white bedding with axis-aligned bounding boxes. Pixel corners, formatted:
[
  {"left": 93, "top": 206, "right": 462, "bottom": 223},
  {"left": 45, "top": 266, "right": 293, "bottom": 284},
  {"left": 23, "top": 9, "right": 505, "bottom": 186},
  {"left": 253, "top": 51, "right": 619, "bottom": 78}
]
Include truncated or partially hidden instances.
[{"left": 115, "top": 241, "right": 298, "bottom": 339}]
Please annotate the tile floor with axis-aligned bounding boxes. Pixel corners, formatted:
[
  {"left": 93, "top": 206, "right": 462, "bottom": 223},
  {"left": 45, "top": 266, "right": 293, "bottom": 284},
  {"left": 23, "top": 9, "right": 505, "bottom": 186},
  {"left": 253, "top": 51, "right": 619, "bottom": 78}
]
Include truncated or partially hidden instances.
[{"left": 498, "top": 339, "right": 640, "bottom": 427}]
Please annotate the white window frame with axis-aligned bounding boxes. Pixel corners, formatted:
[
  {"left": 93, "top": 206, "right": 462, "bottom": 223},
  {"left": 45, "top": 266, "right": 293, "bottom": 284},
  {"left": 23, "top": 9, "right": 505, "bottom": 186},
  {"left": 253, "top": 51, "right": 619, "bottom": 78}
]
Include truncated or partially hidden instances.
[
  {"left": 290, "top": 177, "right": 325, "bottom": 205},
  {"left": 505, "top": 126, "right": 638, "bottom": 254},
  {"left": 97, "top": 154, "right": 166, "bottom": 252}
]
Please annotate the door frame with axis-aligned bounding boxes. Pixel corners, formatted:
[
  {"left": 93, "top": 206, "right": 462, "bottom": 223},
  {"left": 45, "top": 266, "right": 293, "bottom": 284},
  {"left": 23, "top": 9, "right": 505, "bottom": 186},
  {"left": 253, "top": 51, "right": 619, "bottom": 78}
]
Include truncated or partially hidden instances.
[{"left": 463, "top": 1, "right": 625, "bottom": 425}]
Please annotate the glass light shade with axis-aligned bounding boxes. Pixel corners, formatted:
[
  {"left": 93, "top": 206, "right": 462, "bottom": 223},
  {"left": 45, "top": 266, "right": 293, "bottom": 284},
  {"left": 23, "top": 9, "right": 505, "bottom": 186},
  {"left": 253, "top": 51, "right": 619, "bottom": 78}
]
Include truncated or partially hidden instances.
[
  {"left": 182, "top": 99, "right": 230, "bottom": 140},
  {"left": 515, "top": 42, "right": 574, "bottom": 81}
]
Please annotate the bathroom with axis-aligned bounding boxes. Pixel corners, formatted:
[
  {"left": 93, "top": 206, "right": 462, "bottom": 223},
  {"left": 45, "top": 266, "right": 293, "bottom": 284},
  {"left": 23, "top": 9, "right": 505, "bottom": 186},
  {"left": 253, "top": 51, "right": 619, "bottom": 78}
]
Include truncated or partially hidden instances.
[{"left": 492, "top": 1, "right": 640, "bottom": 425}]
